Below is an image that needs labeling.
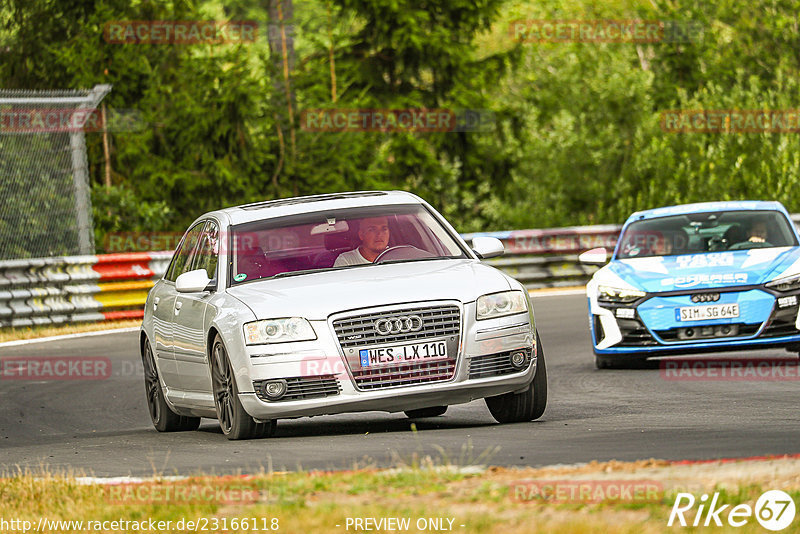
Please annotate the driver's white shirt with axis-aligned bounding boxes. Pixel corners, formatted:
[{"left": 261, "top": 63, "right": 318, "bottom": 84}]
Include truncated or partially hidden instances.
[{"left": 333, "top": 248, "right": 371, "bottom": 267}]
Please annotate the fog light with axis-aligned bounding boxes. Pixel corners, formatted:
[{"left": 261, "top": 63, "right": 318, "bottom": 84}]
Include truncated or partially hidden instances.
[
  {"left": 615, "top": 308, "right": 635, "bottom": 319},
  {"left": 510, "top": 351, "right": 527, "bottom": 369},
  {"left": 778, "top": 296, "right": 798, "bottom": 308},
  {"left": 262, "top": 379, "right": 287, "bottom": 400}
]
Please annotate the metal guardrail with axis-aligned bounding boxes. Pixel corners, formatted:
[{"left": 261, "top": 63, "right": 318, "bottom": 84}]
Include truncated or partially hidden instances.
[
  {"left": 0, "top": 252, "right": 171, "bottom": 327},
  {"left": 463, "top": 224, "right": 621, "bottom": 289},
  {"left": 5, "top": 215, "right": 800, "bottom": 327}
]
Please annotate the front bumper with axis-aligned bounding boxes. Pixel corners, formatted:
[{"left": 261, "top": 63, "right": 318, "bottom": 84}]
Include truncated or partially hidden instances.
[
  {"left": 238, "top": 300, "right": 536, "bottom": 419},
  {"left": 589, "top": 288, "right": 800, "bottom": 356}
]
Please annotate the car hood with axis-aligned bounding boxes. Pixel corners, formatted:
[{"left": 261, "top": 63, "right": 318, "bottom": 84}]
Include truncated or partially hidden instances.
[
  {"left": 603, "top": 247, "right": 800, "bottom": 292},
  {"left": 227, "top": 259, "right": 512, "bottom": 320}
]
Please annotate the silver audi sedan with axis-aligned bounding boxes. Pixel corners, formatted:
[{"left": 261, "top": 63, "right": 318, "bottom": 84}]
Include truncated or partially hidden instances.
[{"left": 140, "top": 191, "right": 547, "bottom": 439}]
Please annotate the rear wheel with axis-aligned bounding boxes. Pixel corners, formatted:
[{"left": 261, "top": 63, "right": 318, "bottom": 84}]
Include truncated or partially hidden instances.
[
  {"left": 211, "top": 334, "right": 274, "bottom": 440},
  {"left": 404, "top": 406, "right": 447, "bottom": 418},
  {"left": 485, "top": 331, "right": 547, "bottom": 424},
  {"left": 142, "top": 338, "right": 200, "bottom": 432}
]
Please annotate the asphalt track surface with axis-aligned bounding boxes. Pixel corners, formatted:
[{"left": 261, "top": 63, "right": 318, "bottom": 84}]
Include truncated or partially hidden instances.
[{"left": 1, "top": 293, "right": 799, "bottom": 477}]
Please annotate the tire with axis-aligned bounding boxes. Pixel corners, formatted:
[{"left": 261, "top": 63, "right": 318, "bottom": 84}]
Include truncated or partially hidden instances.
[
  {"left": 595, "top": 353, "right": 657, "bottom": 369},
  {"left": 485, "top": 331, "right": 547, "bottom": 424},
  {"left": 210, "top": 334, "right": 275, "bottom": 440},
  {"left": 142, "top": 338, "right": 200, "bottom": 432},
  {"left": 404, "top": 406, "right": 448, "bottom": 418}
]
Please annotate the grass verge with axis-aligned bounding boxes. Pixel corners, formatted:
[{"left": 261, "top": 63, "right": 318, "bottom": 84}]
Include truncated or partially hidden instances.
[{"left": 1, "top": 457, "right": 799, "bottom": 533}]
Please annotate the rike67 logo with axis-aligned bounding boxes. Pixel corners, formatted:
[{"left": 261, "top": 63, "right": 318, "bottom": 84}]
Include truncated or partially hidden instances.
[{"left": 669, "top": 490, "right": 796, "bottom": 531}]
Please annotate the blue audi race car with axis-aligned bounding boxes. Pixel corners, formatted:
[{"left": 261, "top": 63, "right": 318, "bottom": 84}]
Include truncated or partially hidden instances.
[{"left": 580, "top": 201, "right": 800, "bottom": 368}]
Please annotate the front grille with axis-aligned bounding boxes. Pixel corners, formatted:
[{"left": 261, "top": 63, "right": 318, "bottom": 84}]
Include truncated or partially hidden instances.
[
  {"left": 655, "top": 323, "right": 759, "bottom": 342},
  {"left": 351, "top": 359, "right": 456, "bottom": 390},
  {"left": 253, "top": 375, "right": 341, "bottom": 402},
  {"left": 333, "top": 304, "right": 461, "bottom": 390},
  {"left": 469, "top": 348, "right": 532, "bottom": 379},
  {"left": 332, "top": 305, "right": 460, "bottom": 349}
]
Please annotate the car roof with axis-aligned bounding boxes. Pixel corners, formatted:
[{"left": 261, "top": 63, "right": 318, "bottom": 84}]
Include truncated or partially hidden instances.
[
  {"left": 625, "top": 201, "right": 789, "bottom": 223},
  {"left": 202, "top": 190, "right": 425, "bottom": 226}
]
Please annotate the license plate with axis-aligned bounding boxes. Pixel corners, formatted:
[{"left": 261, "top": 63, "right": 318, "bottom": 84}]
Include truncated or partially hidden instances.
[
  {"left": 677, "top": 303, "right": 740, "bottom": 322},
  {"left": 358, "top": 340, "right": 448, "bottom": 368}
]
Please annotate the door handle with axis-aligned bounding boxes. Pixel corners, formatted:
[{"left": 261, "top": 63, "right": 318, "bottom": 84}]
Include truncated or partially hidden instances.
[
  {"left": 175, "top": 301, "right": 183, "bottom": 310},
  {"left": 153, "top": 297, "right": 160, "bottom": 310}
]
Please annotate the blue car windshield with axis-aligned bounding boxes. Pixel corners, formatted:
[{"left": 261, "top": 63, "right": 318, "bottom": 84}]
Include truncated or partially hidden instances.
[{"left": 616, "top": 210, "right": 798, "bottom": 259}]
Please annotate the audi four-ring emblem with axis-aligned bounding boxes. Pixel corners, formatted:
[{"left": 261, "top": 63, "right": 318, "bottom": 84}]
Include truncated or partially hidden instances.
[
  {"left": 374, "top": 315, "right": 424, "bottom": 335},
  {"left": 691, "top": 292, "right": 720, "bottom": 303}
]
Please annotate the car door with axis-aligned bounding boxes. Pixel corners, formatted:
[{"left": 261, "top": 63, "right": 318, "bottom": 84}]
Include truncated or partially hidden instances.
[
  {"left": 172, "top": 220, "right": 219, "bottom": 392},
  {"left": 157, "top": 221, "right": 206, "bottom": 389}
]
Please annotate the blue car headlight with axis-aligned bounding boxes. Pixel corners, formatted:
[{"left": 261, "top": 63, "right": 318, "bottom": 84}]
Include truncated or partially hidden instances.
[
  {"left": 766, "top": 274, "right": 800, "bottom": 293},
  {"left": 598, "top": 285, "right": 646, "bottom": 304},
  {"left": 243, "top": 318, "right": 317, "bottom": 345}
]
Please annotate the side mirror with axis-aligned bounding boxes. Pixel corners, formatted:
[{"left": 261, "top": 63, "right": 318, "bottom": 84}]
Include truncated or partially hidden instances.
[
  {"left": 578, "top": 247, "right": 608, "bottom": 266},
  {"left": 176, "top": 269, "right": 213, "bottom": 293},
  {"left": 472, "top": 236, "right": 504, "bottom": 259}
]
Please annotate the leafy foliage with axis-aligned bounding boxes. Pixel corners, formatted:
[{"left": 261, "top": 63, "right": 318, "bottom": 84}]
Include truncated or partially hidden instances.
[{"left": 1, "top": 0, "right": 800, "bottom": 255}]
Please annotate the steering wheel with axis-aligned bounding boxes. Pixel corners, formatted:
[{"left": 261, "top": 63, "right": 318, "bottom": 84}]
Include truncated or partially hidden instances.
[
  {"left": 728, "top": 240, "right": 774, "bottom": 250},
  {"left": 374, "top": 245, "right": 436, "bottom": 263}
]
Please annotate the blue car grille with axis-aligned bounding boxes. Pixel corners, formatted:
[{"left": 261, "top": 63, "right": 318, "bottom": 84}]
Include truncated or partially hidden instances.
[{"left": 654, "top": 323, "right": 760, "bottom": 342}]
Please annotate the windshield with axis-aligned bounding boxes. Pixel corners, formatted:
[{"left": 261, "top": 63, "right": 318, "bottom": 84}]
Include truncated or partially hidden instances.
[
  {"left": 229, "top": 204, "right": 468, "bottom": 284},
  {"left": 616, "top": 209, "right": 798, "bottom": 259}
]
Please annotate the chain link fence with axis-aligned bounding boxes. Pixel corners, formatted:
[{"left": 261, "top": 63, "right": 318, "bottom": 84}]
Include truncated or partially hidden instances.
[{"left": 0, "top": 85, "right": 111, "bottom": 260}]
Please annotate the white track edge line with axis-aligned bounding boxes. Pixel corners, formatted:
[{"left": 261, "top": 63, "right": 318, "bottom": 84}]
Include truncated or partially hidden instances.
[{"left": 0, "top": 327, "right": 140, "bottom": 347}]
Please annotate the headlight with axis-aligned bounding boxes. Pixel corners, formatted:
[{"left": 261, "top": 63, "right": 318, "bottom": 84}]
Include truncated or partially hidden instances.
[
  {"left": 243, "top": 318, "right": 316, "bottom": 345},
  {"left": 476, "top": 291, "right": 528, "bottom": 320},
  {"left": 598, "top": 285, "right": 646, "bottom": 303},
  {"left": 766, "top": 274, "right": 800, "bottom": 292}
]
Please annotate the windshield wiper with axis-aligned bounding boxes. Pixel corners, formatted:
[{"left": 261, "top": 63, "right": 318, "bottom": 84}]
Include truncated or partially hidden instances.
[
  {"left": 271, "top": 267, "right": 346, "bottom": 279},
  {"left": 376, "top": 256, "right": 454, "bottom": 265}
]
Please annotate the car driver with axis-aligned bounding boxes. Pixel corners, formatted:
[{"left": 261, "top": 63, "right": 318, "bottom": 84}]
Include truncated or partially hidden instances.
[{"left": 333, "top": 216, "right": 390, "bottom": 266}]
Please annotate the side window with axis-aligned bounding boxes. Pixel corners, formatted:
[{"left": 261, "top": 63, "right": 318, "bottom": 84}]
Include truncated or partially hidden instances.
[
  {"left": 164, "top": 222, "right": 205, "bottom": 282},
  {"left": 193, "top": 221, "right": 219, "bottom": 282}
]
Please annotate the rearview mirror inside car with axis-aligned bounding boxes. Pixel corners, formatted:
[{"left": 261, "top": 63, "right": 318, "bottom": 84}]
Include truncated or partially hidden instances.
[{"left": 310, "top": 219, "right": 350, "bottom": 235}]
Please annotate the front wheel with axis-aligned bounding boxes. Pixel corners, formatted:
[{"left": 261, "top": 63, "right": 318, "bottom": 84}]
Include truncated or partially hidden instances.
[
  {"left": 211, "top": 334, "right": 275, "bottom": 440},
  {"left": 485, "top": 331, "right": 547, "bottom": 424},
  {"left": 142, "top": 338, "right": 200, "bottom": 432}
]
